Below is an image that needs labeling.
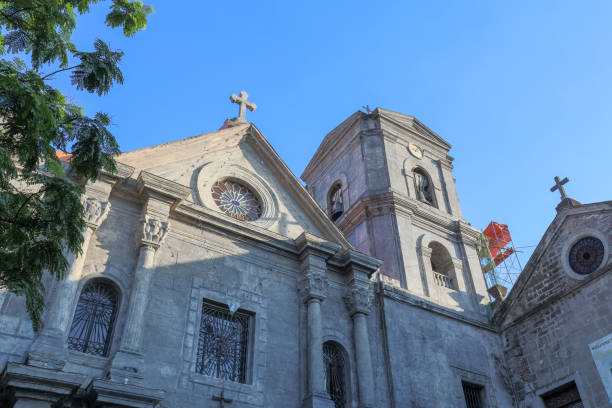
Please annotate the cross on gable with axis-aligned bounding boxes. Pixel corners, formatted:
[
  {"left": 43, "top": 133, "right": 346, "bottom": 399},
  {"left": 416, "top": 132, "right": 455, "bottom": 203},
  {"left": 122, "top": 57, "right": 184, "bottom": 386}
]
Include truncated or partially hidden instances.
[
  {"left": 212, "top": 390, "right": 232, "bottom": 407},
  {"left": 550, "top": 176, "right": 570, "bottom": 200},
  {"left": 229, "top": 91, "right": 257, "bottom": 123}
]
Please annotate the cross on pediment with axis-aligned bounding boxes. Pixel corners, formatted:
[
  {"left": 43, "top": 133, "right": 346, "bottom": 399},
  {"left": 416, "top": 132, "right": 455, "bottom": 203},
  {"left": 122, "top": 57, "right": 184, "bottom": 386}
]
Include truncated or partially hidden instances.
[
  {"left": 212, "top": 390, "right": 232, "bottom": 407},
  {"left": 229, "top": 91, "right": 257, "bottom": 123},
  {"left": 550, "top": 176, "right": 570, "bottom": 200}
]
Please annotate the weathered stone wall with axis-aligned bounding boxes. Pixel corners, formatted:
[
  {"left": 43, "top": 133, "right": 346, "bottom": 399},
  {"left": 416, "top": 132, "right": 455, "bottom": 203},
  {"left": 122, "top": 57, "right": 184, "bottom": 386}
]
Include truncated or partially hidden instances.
[
  {"left": 499, "top": 207, "right": 612, "bottom": 407},
  {"left": 379, "top": 285, "right": 515, "bottom": 408}
]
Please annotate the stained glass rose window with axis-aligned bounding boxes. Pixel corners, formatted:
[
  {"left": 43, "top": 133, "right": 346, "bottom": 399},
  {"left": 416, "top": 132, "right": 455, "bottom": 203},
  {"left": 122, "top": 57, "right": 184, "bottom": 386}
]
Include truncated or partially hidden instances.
[
  {"left": 211, "top": 180, "right": 262, "bottom": 221},
  {"left": 568, "top": 236, "right": 604, "bottom": 275}
]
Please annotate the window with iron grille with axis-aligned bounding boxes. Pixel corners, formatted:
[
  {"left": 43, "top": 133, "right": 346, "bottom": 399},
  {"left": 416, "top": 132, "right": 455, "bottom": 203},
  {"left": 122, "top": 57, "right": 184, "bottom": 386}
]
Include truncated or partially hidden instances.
[
  {"left": 323, "top": 341, "right": 347, "bottom": 408},
  {"left": 462, "top": 381, "right": 484, "bottom": 408},
  {"left": 67, "top": 279, "right": 119, "bottom": 357},
  {"left": 195, "top": 300, "right": 251, "bottom": 383}
]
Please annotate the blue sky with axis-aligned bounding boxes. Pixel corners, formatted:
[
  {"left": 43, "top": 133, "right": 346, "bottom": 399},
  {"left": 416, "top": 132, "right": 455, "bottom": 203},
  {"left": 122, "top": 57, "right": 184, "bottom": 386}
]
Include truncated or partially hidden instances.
[{"left": 51, "top": 1, "right": 611, "bottom": 272}]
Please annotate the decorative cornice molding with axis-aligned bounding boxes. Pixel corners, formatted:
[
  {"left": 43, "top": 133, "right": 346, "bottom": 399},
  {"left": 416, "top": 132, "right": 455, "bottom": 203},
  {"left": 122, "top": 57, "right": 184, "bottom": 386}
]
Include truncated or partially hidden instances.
[
  {"left": 101, "top": 161, "right": 135, "bottom": 183},
  {"left": 83, "top": 197, "right": 111, "bottom": 230},
  {"left": 141, "top": 215, "right": 169, "bottom": 249},
  {"left": 295, "top": 232, "right": 341, "bottom": 261},
  {"left": 136, "top": 171, "right": 192, "bottom": 208}
]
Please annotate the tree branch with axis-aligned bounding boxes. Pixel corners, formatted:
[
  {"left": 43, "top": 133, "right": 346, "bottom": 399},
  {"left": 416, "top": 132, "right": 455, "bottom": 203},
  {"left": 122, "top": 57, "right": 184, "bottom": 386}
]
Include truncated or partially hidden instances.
[{"left": 41, "top": 64, "right": 80, "bottom": 80}]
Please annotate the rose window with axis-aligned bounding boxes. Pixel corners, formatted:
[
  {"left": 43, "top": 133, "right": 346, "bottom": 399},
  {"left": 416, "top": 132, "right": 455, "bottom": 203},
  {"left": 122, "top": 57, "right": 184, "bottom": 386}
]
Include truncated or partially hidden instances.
[
  {"left": 211, "top": 180, "right": 262, "bottom": 221},
  {"left": 568, "top": 236, "right": 605, "bottom": 275}
]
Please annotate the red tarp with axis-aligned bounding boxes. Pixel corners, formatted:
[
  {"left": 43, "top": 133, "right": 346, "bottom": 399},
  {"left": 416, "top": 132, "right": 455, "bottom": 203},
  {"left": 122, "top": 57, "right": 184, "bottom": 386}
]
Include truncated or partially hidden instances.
[{"left": 483, "top": 222, "right": 512, "bottom": 258}]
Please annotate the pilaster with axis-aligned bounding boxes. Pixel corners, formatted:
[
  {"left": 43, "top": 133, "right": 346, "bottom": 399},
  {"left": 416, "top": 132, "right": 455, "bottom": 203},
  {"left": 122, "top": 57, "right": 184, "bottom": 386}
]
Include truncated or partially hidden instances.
[
  {"left": 109, "top": 172, "right": 190, "bottom": 384},
  {"left": 296, "top": 233, "right": 336, "bottom": 408},
  {"left": 344, "top": 256, "right": 377, "bottom": 408}
]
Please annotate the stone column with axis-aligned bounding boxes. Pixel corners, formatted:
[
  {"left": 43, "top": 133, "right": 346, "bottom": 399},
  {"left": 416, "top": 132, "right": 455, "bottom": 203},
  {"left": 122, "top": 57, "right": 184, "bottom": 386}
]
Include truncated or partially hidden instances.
[
  {"left": 109, "top": 214, "right": 168, "bottom": 382},
  {"left": 345, "top": 274, "right": 375, "bottom": 408},
  {"left": 28, "top": 198, "right": 110, "bottom": 370},
  {"left": 418, "top": 244, "right": 436, "bottom": 298},
  {"left": 298, "top": 248, "right": 335, "bottom": 408}
]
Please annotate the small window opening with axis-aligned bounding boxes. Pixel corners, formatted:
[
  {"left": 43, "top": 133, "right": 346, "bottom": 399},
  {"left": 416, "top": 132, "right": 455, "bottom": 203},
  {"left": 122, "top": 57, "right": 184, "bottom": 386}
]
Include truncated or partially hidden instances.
[
  {"left": 462, "top": 381, "right": 484, "bottom": 408},
  {"left": 541, "top": 381, "right": 583, "bottom": 408}
]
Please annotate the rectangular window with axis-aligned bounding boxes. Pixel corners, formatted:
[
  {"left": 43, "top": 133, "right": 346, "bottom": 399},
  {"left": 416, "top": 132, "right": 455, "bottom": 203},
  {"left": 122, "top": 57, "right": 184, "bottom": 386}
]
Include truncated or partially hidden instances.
[
  {"left": 541, "top": 382, "right": 583, "bottom": 408},
  {"left": 196, "top": 299, "right": 252, "bottom": 383},
  {"left": 462, "top": 381, "right": 484, "bottom": 408}
]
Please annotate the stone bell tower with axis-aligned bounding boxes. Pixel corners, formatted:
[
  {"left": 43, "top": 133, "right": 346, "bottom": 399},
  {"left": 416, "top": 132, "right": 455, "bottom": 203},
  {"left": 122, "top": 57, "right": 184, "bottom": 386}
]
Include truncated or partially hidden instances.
[{"left": 302, "top": 108, "right": 490, "bottom": 314}]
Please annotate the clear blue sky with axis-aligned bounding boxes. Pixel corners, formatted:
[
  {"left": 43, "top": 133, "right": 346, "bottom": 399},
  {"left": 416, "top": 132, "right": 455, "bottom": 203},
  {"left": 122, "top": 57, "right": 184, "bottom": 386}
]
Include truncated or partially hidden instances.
[{"left": 52, "top": 1, "right": 612, "bottom": 270}]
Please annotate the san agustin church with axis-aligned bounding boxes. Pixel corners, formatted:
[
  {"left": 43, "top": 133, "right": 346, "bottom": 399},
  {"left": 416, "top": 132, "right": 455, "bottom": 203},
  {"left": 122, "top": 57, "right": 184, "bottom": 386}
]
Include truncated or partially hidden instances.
[{"left": 0, "top": 92, "right": 611, "bottom": 408}]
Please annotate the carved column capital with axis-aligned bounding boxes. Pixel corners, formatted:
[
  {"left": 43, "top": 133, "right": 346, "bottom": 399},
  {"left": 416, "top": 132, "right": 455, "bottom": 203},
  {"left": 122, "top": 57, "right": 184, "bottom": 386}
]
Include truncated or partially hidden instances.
[
  {"left": 83, "top": 197, "right": 111, "bottom": 230},
  {"left": 298, "top": 270, "right": 328, "bottom": 303},
  {"left": 344, "top": 285, "right": 373, "bottom": 316},
  {"left": 140, "top": 215, "right": 169, "bottom": 249}
]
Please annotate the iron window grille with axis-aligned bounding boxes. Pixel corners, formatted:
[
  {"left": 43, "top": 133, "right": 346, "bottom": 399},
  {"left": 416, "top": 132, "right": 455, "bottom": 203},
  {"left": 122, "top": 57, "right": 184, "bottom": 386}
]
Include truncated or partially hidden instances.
[
  {"left": 462, "top": 381, "right": 484, "bottom": 408},
  {"left": 323, "top": 342, "right": 347, "bottom": 408},
  {"left": 67, "top": 280, "right": 118, "bottom": 357},
  {"left": 196, "top": 300, "right": 251, "bottom": 383}
]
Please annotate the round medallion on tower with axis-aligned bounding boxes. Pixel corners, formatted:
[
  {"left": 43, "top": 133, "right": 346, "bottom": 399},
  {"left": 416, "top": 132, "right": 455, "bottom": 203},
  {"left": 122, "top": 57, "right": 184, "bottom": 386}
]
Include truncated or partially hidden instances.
[
  {"left": 408, "top": 143, "right": 423, "bottom": 159},
  {"left": 211, "top": 179, "right": 262, "bottom": 221},
  {"left": 568, "top": 236, "right": 605, "bottom": 275}
]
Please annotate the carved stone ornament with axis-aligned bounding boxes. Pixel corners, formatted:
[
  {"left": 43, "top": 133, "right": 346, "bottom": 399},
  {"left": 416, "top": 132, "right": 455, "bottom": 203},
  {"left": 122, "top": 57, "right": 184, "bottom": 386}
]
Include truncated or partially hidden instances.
[
  {"left": 298, "top": 270, "right": 328, "bottom": 302},
  {"left": 83, "top": 197, "right": 111, "bottom": 229},
  {"left": 141, "top": 215, "right": 169, "bottom": 249},
  {"left": 344, "top": 286, "right": 373, "bottom": 316}
]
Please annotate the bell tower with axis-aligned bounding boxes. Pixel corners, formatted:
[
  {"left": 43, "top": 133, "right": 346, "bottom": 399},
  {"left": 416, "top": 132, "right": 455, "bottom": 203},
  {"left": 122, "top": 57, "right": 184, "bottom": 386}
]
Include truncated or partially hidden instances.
[{"left": 302, "top": 108, "right": 490, "bottom": 315}]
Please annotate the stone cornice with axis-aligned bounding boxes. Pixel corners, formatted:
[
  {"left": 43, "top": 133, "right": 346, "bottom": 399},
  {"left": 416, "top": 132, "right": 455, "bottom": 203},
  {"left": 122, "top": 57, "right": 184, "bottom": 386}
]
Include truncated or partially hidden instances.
[
  {"left": 174, "top": 202, "right": 298, "bottom": 255},
  {"left": 100, "top": 161, "right": 135, "bottom": 184},
  {"left": 330, "top": 249, "right": 383, "bottom": 277},
  {"left": 89, "top": 379, "right": 165, "bottom": 407},
  {"left": 338, "top": 190, "right": 474, "bottom": 241},
  {"left": 136, "top": 171, "right": 192, "bottom": 208},
  {"left": 377, "top": 283, "right": 496, "bottom": 332},
  {"left": 295, "top": 231, "right": 341, "bottom": 261}
]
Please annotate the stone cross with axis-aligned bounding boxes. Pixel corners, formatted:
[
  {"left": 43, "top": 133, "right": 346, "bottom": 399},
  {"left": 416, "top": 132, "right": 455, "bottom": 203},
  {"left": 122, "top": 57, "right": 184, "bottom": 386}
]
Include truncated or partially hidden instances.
[
  {"left": 229, "top": 91, "right": 256, "bottom": 122},
  {"left": 550, "top": 176, "right": 570, "bottom": 200},
  {"left": 212, "top": 390, "right": 232, "bottom": 407}
]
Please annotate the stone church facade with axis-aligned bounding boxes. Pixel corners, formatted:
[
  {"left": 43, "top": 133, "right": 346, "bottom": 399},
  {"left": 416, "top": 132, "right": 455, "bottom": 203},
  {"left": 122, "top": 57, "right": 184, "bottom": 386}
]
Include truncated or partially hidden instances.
[{"left": 0, "top": 102, "right": 610, "bottom": 407}]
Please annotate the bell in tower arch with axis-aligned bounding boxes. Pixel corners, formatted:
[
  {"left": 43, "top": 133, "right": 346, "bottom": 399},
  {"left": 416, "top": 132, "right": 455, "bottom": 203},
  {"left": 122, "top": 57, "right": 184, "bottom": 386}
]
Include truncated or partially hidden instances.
[{"left": 328, "top": 184, "right": 344, "bottom": 222}]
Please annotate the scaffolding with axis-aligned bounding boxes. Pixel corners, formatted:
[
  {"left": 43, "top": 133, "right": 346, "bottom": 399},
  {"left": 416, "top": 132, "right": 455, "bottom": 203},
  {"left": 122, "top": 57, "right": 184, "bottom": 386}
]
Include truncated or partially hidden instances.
[{"left": 476, "top": 221, "right": 523, "bottom": 300}]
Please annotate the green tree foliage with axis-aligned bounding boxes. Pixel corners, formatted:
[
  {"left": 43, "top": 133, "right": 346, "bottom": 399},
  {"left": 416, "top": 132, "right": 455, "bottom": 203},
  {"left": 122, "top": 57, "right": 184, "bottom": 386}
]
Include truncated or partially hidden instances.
[{"left": 0, "top": 0, "right": 153, "bottom": 331}]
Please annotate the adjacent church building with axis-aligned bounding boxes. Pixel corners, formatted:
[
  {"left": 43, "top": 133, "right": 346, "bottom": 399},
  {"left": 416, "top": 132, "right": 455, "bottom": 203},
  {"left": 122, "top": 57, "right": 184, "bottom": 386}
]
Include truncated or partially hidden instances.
[{"left": 0, "top": 96, "right": 610, "bottom": 408}]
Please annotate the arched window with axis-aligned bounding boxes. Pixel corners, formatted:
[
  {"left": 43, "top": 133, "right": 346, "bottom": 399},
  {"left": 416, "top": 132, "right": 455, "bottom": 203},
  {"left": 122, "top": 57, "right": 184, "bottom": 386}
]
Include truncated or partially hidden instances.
[
  {"left": 429, "top": 242, "right": 455, "bottom": 290},
  {"left": 328, "top": 183, "right": 344, "bottom": 222},
  {"left": 413, "top": 168, "right": 436, "bottom": 207},
  {"left": 67, "top": 279, "right": 119, "bottom": 357},
  {"left": 323, "top": 341, "right": 347, "bottom": 408}
]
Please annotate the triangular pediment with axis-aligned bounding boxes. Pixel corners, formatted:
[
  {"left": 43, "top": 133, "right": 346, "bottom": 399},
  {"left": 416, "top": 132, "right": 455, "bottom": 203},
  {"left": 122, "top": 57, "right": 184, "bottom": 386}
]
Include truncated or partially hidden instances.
[
  {"left": 494, "top": 201, "right": 612, "bottom": 327},
  {"left": 377, "top": 108, "right": 451, "bottom": 151},
  {"left": 117, "top": 124, "right": 352, "bottom": 248}
]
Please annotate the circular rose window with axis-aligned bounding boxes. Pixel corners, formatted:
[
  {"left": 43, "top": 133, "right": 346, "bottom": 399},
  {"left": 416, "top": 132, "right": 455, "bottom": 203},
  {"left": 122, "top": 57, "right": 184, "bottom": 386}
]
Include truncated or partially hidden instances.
[
  {"left": 211, "top": 180, "right": 262, "bottom": 221},
  {"left": 568, "top": 236, "right": 605, "bottom": 275}
]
